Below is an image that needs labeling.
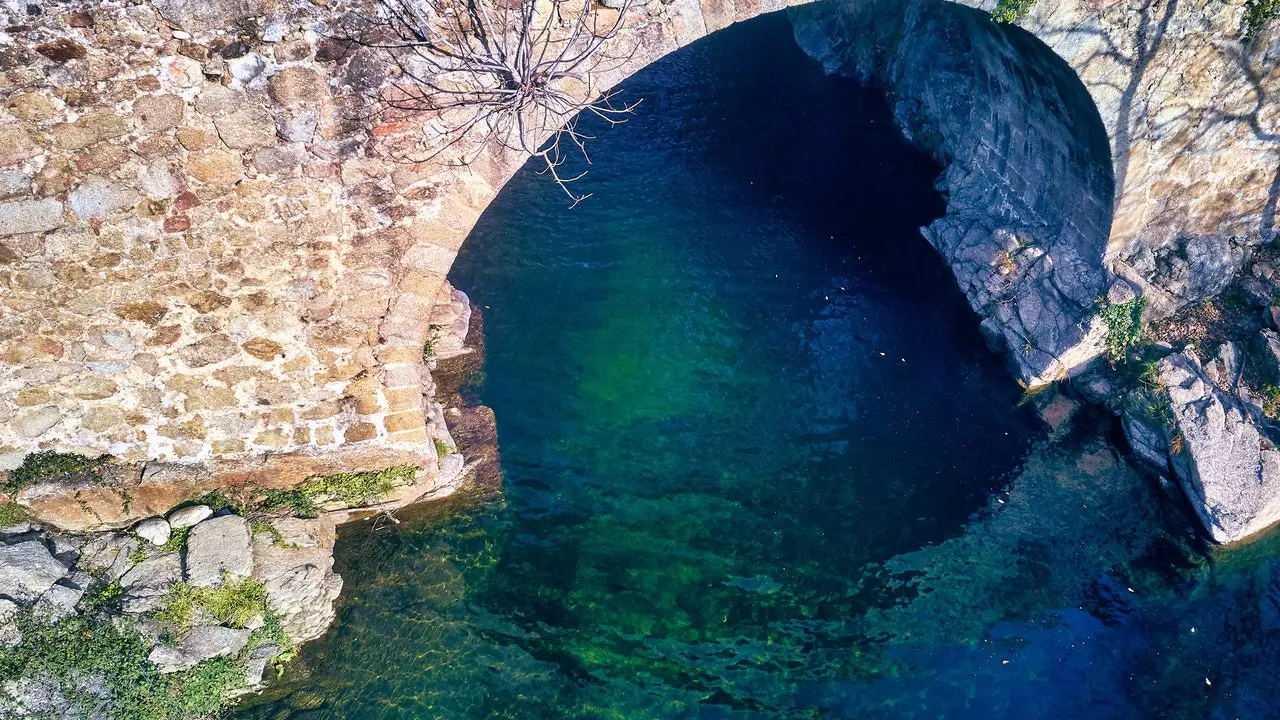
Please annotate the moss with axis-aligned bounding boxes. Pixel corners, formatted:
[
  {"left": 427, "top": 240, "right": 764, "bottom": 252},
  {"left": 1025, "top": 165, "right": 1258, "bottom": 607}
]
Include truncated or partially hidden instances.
[
  {"left": 0, "top": 502, "right": 28, "bottom": 527},
  {"left": 6, "top": 451, "right": 111, "bottom": 492},
  {"left": 297, "top": 464, "right": 417, "bottom": 506},
  {"left": 991, "top": 0, "right": 1037, "bottom": 23},
  {"left": 1098, "top": 297, "right": 1147, "bottom": 362},
  {"left": 1260, "top": 384, "right": 1280, "bottom": 420},
  {"left": 261, "top": 488, "right": 321, "bottom": 519},
  {"left": 157, "top": 576, "right": 268, "bottom": 630}
]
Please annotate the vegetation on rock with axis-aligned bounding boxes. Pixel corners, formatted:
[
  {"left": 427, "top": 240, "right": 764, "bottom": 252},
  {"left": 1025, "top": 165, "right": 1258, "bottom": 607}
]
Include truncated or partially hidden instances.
[
  {"left": 157, "top": 576, "right": 268, "bottom": 630},
  {"left": 0, "top": 502, "right": 28, "bottom": 527},
  {"left": 1245, "top": 0, "right": 1280, "bottom": 38},
  {"left": 0, "top": 612, "right": 242, "bottom": 719},
  {"left": 991, "top": 0, "right": 1037, "bottom": 23},
  {"left": 1099, "top": 297, "right": 1147, "bottom": 361},
  {"left": 5, "top": 451, "right": 110, "bottom": 492}
]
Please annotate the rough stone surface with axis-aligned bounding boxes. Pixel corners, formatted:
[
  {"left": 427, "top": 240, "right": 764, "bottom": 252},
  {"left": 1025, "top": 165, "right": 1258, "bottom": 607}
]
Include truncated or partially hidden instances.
[
  {"left": 78, "top": 533, "right": 140, "bottom": 581},
  {"left": 0, "top": 541, "right": 68, "bottom": 603},
  {"left": 148, "top": 625, "right": 251, "bottom": 673},
  {"left": 1159, "top": 350, "right": 1280, "bottom": 544},
  {"left": 167, "top": 504, "right": 213, "bottom": 528},
  {"left": 119, "top": 552, "right": 182, "bottom": 613},
  {"left": 185, "top": 515, "right": 252, "bottom": 587},
  {"left": 0, "top": 199, "right": 64, "bottom": 236},
  {"left": 251, "top": 517, "right": 341, "bottom": 642},
  {"left": 135, "top": 517, "right": 172, "bottom": 546}
]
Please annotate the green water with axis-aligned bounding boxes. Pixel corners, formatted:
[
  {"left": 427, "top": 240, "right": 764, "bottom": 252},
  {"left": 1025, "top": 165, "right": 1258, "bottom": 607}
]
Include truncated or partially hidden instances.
[{"left": 240, "top": 15, "right": 1280, "bottom": 720}]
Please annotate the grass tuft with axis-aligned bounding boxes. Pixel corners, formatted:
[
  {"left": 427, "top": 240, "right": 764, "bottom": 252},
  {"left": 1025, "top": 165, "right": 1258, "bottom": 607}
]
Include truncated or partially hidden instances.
[
  {"left": 157, "top": 576, "right": 268, "bottom": 630},
  {"left": 0, "top": 502, "right": 28, "bottom": 527}
]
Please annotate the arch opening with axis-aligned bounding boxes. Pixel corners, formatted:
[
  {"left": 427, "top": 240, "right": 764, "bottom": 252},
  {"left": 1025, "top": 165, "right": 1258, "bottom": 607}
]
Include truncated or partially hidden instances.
[{"left": 237, "top": 8, "right": 1117, "bottom": 717}]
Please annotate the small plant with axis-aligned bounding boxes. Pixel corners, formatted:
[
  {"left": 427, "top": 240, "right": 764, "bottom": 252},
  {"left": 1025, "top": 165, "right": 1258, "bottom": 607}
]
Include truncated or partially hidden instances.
[
  {"left": 1261, "top": 384, "right": 1280, "bottom": 420},
  {"left": 0, "top": 501, "right": 28, "bottom": 527},
  {"left": 82, "top": 577, "right": 124, "bottom": 611},
  {"left": 991, "top": 0, "right": 1037, "bottom": 23},
  {"left": 262, "top": 488, "right": 321, "bottom": 519},
  {"left": 297, "top": 465, "right": 417, "bottom": 506},
  {"left": 434, "top": 437, "right": 452, "bottom": 458},
  {"left": 1245, "top": 0, "right": 1280, "bottom": 38},
  {"left": 157, "top": 577, "right": 268, "bottom": 630},
  {"left": 1098, "top": 297, "right": 1147, "bottom": 362},
  {"left": 159, "top": 525, "right": 191, "bottom": 553},
  {"left": 6, "top": 451, "right": 111, "bottom": 492},
  {"left": 128, "top": 548, "right": 148, "bottom": 566}
]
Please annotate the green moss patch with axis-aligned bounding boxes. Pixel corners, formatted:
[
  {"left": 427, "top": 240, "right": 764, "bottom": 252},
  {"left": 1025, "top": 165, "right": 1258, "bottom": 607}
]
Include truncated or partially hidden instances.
[
  {"left": 0, "top": 502, "right": 28, "bottom": 527},
  {"left": 5, "top": 451, "right": 111, "bottom": 493}
]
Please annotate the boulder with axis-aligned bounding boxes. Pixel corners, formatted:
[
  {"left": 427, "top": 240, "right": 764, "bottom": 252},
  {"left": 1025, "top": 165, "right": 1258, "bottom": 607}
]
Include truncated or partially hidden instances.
[
  {"left": 244, "top": 643, "right": 280, "bottom": 686},
  {"left": 135, "top": 517, "right": 171, "bottom": 546},
  {"left": 1262, "top": 330, "right": 1280, "bottom": 382},
  {"left": 186, "top": 515, "right": 252, "bottom": 587},
  {"left": 32, "top": 583, "right": 83, "bottom": 623},
  {"left": 0, "top": 541, "right": 68, "bottom": 603},
  {"left": 1160, "top": 350, "right": 1280, "bottom": 543},
  {"left": 148, "top": 626, "right": 250, "bottom": 673},
  {"left": 119, "top": 552, "right": 182, "bottom": 614},
  {"left": 167, "top": 505, "right": 213, "bottom": 529},
  {"left": 252, "top": 526, "right": 340, "bottom": 642},
  {"left": 78, "top": 534, "right": 140, "bottom": 581}
]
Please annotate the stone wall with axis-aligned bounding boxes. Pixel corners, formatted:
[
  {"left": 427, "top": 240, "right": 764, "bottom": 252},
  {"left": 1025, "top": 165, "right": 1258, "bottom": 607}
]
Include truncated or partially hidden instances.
[{"left": 2, "top": 0, "right": 1278, "bottom": 492}]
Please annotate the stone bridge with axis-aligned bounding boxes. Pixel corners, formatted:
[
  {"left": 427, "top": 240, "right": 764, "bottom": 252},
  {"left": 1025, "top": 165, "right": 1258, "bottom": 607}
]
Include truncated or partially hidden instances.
[{"left": 0, "top": 0, "right": 1277, "bottom": 498}]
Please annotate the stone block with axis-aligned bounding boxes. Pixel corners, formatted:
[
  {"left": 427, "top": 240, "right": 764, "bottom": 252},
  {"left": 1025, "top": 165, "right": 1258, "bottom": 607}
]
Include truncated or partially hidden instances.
[
  {"left": 133, "top": 94, "right": 185, "bottom": 135},
  {"left": 0, "top": 128, "right": 39, "bottom": 167},
  {"left": 185, "top": 514, "right": 253, "bottom": 587},
  {"left": 0, "top": 199, "right": 64, "bottom": 236}
]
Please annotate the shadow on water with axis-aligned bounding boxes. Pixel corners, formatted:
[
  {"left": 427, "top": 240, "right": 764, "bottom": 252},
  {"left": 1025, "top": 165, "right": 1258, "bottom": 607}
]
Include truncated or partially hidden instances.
[{"left": 236, "top": 12, "right": 1280, "bottom": 720}]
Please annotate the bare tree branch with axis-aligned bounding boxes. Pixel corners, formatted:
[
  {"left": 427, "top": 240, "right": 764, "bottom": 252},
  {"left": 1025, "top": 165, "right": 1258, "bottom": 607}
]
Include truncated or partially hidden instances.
[{"left": 341, "top": 0, "right": 643, "bottom": 205}]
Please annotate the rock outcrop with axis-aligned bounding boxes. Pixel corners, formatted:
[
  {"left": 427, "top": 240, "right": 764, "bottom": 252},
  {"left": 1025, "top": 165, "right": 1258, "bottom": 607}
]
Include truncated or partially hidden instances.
[
  {"left": 1159, "top": 351, "right": 1280, "bottom": 543},
  {"left": 0, "top": 496, "right": 348, "bottom": 716}
]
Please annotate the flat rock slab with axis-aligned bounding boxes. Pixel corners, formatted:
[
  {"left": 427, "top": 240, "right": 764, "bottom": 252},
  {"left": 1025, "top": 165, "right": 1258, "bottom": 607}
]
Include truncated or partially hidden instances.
[
  {"left": 119, "top": 552, "right": 181, "bottom": 614},
  {"left": 1161, "top": 350, "right": 1280, "bottom": 543},
  {"left": 0, "top": 541, "right": 68, "bottom": 603},
  {"left": 148, "top": 625, "right": 250, "bottom": 673},
  {"left": 185, "top": 515, "right": 252, "bottom": 587}
]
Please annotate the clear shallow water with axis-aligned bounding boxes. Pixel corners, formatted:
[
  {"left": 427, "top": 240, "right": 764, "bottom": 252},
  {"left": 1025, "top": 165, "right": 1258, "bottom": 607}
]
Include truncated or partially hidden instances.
[{"left": 241, "top": 15, "right": 1280, "bottom": 720}]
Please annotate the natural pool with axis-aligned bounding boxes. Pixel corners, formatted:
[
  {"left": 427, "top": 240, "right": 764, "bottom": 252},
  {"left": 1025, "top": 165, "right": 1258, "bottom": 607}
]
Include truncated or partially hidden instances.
[{"left": 241, "top": 13, "right": 1280, "bottom": 720}]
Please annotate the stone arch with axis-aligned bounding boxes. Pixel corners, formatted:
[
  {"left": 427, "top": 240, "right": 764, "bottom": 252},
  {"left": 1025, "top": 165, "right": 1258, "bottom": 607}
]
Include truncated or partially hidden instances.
[{"left": 0, "top": 0, "right": 1277, "bottom": 508}]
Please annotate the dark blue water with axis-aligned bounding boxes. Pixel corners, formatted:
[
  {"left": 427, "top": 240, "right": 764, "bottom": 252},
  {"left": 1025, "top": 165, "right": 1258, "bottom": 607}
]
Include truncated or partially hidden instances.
[{"left": 240, "top": 14, "right": 1280, "bottom": 720}]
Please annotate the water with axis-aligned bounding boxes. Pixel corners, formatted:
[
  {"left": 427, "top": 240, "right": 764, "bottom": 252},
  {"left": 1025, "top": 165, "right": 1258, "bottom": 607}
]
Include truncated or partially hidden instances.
[{"left": 240, "top": 14, "right": 1280, "bottom": 720}]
